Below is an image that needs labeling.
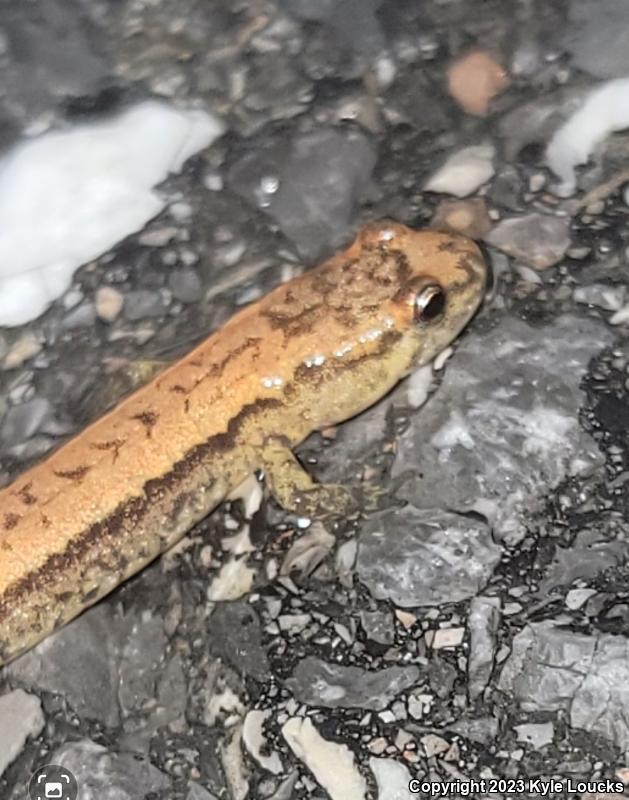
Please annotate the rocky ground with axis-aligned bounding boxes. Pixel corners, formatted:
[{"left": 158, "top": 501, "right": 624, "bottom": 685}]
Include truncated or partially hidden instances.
[{"left": 2, "top": 0, "right": 629, "bottom": 798}]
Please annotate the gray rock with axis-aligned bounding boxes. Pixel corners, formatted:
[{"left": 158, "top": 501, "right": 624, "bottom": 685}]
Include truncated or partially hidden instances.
[
  {"left": 573, "top": 283, "right": 625, "bottom": 311},
  {"left": 562, "top": 0, "right": 629, "bottom": 79},
  {"left": 360, "top": 609, "right": 395, "bottom": 646},
  {"left": 53, "top": 739, "right": 171, "bottom": 799},
  {"left": 123, "top": 289, "right": 170, "bottom": 320},
  {"left": 209, "top": 601, "right": 269, "bottom": 681},
  {"left": 537, "top": 525, "right": 629, "bottom": 596},
  {"left": 499, "top": 620, "right": 629, "bottom": 750},
  {"left": 286, "top": 656, "right": 420, "bottom": 710},
  {"left": 392, "top": 315, "right": 612, "bottom": 544},
  {"left": 168, "top": 266, "right": 202, "bottom": 304},
  {"left": 357, "top": 506, "right": 500, "bottom": 608},
  {"left": 7, "top": 604, "right": 120, "bottom": 728},
  {"left": 0, "top": 397, "right": 53, "bottom": 448},
  {"left": 281, "top": 0, "right": 385, "bottom": 56},
  {"left": 485, "top": 213, "right": 572, "bottom": 270},
  {"left": 0, "top": 689, "right": 44, "bottom": 777},
  {"left": 515, "top": 722, "right": 555, "bottom": 750},
  {"left": 467, "top": 596, "right": 501, "bottom": 699},
  {"left": 187, "top": 782, "right": 219, "bottom": 800},
  {"left": 447, "top": 715, "right": 499, "bottom": 744},
  {"left": 0, "top": 0, "right": 110, "bottom": 127},
  {"left": 118, "top": 614, "right": 168, "bottom": 716},
  {"left": 228, "top": 127, "right": 376, "bottom": 261}
]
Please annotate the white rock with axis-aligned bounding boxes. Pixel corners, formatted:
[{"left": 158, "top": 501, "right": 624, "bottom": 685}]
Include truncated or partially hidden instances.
[
  {"left": 546, "top": 77, "right": 629, "bottom": 194},
  {"left": 207, "top": 557, "right": 255, "bottom": 601},
  {"left": 0, "top": 689, "right": 45, "bottom": 777},
  {"left": 427, "top": 627, "right": 465, "bottom": 649},
  {"left": 282, "top": 717, "right": 366, "bottom": 800},
  {"left": 425, "top": 145, "right": 495, "bottom": 198},
  {"left": 514, "top": 721, "right": 554, "bottom": 749},
  {"left": 407, "top": 363, "right": 434, "bottom": 408},
  {"left": 242, "top": 710, "right": 284, "bottom": 775},
  {"left": 565, "top": 587, "right": 597, "bottom": 610},
  {"left": 0, "top": 101, "right": 224, "bottom": 327},
  {"left": 369, "top": 757, "right": 415, "bottom": 800}
]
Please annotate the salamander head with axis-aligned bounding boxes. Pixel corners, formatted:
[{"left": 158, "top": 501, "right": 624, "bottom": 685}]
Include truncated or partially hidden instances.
[{"left": 331, "top": 220, "right": 488, "bottom": 372}]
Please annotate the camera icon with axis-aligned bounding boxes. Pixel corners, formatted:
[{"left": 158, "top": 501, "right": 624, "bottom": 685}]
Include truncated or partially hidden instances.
[{"left": 28, "top": 765, "right": 78, "bottom": 800}]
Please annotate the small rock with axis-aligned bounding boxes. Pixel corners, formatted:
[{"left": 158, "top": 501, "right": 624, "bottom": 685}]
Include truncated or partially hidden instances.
[
  {"left": 515, "top": 722, "right": 555, "bottom": 750},
  {"left": 209, "top": 601, "right": 269, "bottom": 681},
  {"left": 427, "top": 627, "right": 465, "bottom": 649},
  {"left": 431, "top": 198, "right": 492, "bottom": 239},
  {"left": 369, "top": 757, "right": 415, "bottom": 800},
  {"left": 282, "top": 717, "right": 367, "bottom": 800},
  {"left": 421, "top": 733, "right": 450, "bottom": 757},
  {"left": 168, "top": 267, "right": 202, "bottom": 304},
  {"left": 3, "top": 332, "right": 42, "bottom": 370},
  {"left": 566, "top": 588, "right": 597, "bottom": 610},
  {"left": 360, "top": 609, "right": 395, "bottom": 645},
  {"left": 562, "top": 0, "right": 629, "bottom": 79},
  {"left": 242, "top": 710, "right": 284, "bottom": 775},
  {"left": 357, "top": 506, "right": 500, "bottom": 607},
  {"left": 207, "top": 557, "right": 255, "bottom": 601},
  {"left": 448, "top": 50, "right": 510, "bottom": 116},
  {"left": 447, "top": 715, "right": 499, "bottom": 744},
  {"left": 0, "top": 689, "right": 45, "bottom": 777},
  {"left": 425, "top": 144, "right": 495, "bottom": 198},
  {"left": 229, "top": 127, "right": 376, "bottom": 261},
  {"left": 395, "top": 610, "right": 417, "bottom": 630},
  {"left": 499, "top": 621, "right": 629, "bottom": 750},
  {"left": 485, "top": 212, "right": 571, "bottom": 269},
  {"left": 7, "top": 604, "right": 121, "bottom": 727},
  {"left": 221, "top": 723, "right": 249, "bottom": 800},
  {"left": 0, "top": 396, "right": 53, "bottom": 448},
  {"left": 123, "top": 289, "right": 169, "bottom": 320},
  {"left": 573, "top": 284, "right": 625, "bottom": 311},
  {"left": 53, "top": 738, "right": 171, "bottom": 799},
  {"left": 139, "top": 226, "right": 178, "bottom": 247},
  {"left": 467, "top": 596, "right": 501, "bottom": 699},
  {"left": 187, "top": 783, "right": 219, "bottom": 800},
  {"left": 280, "top": 522, "right": 335, "bottom": 576},
  {"left": 287, "top": 657, "right": 420, "bottom": 711}
]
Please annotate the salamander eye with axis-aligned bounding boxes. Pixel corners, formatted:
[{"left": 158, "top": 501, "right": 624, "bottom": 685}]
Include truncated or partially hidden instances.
[{"left": 413, "top": 284, "right": 445, "bottom": 323}]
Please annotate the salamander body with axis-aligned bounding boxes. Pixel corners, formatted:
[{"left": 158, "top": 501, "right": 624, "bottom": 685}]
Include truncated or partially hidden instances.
[{"left": 0, "top": 221, "right": 486, "bottom": 666}]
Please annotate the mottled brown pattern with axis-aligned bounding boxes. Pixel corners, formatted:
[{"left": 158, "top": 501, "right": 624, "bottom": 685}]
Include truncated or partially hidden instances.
[
  {"left": 14, "top": 482, "right": 37, "bottom": 506},
  {"left": 90, "top": 438, "right": 126, "bottom": 463},
  {"left": 132, "top": 410, "right": 158, "bottom": 437},
  {"left": 3, "top": 513, "right": 19, "bottom": 530},
  {"left": 53, "top": 465, "right": 91, "bottom": 483},
  {"left": 0, "top": 221, "right": 487, "bottom": 667}
]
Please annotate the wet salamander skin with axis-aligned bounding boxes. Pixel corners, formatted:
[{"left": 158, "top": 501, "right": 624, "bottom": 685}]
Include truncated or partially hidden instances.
[{"left": 0, "top": 221, "right": 486, "bottom": 666}]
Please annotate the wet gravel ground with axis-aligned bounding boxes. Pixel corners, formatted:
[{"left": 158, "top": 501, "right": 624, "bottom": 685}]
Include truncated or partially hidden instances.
[{"left": 2, "top": 0, "right": 629, "bottom": 798}]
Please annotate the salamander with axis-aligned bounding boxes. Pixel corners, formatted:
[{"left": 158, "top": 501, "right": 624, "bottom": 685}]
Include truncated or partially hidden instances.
[{"left": 0, "top": 221, "right": 487, "bottom": 667}]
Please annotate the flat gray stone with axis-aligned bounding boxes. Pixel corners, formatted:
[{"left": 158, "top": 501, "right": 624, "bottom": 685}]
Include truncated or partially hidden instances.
[
  {"left": 357, "top": 506, "right": 500, "bottom": 607},
  {"left": 562, "top": 0, "right": 629, "bottom": 79},
  {"left": 0, "top": 689, "right": 44, "bottom": 777},
  {"left": 53, "top": 739, "right": 171, "bottom": 799},
  {"left": 228, "top": 127, "right": 376, "bottom": 261},
  {"left": 286, "top": 656, "right": 420, "bottom": 710},
  {"left": 7, "top": 604, "right": 121, "bottom": 728},
  {"left": 393, "top": 315, "right": 612, "bottom": 544},
  {"left": 499, "top": 620, "right": 629, "bottom": 750},
  {"left": 360, "top": 609, "right": 395, "bottom": 645},
  {"left": 485, "top": 213, "right": 571, "bottom": 270},
  {"left": 467, "top": 596, "right": 501, "bottom": 699}
]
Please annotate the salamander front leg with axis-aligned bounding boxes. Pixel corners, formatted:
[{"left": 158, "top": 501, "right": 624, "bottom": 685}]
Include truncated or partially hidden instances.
[{"left": 259, "top": 438, "right": 361, "bottom": 519}]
